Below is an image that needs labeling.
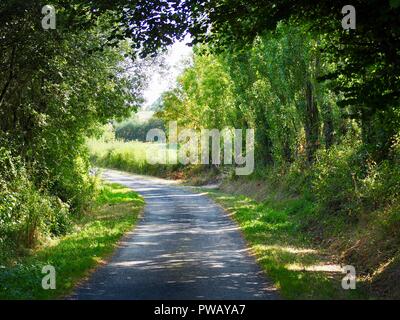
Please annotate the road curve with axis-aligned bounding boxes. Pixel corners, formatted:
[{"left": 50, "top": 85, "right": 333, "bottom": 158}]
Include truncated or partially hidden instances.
[{"left": 70, "top": 169, "right": 278, "bottom": 300}]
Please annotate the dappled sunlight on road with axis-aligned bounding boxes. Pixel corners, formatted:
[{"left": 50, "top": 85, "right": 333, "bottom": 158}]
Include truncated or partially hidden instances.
[{"left": 70, "top": 169, "right": 278, "bottom": 300}]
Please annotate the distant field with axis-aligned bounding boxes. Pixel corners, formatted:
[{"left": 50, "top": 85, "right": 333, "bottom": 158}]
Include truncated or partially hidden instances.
[{"left": 87, "top": 139, "right": 182, "bottom": 177}]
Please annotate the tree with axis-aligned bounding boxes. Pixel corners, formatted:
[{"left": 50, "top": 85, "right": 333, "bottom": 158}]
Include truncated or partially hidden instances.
[{"left": 189, "top": 0, "right": 400, "bottom": 160}]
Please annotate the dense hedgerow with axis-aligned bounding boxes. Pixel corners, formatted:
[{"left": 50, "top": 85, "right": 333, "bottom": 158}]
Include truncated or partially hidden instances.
[
  {"left": 313, "top": 136, "right": 400, "bottom": 217},
  {"left": 0, "top": 146, "right": 96, "bottom": 262}
]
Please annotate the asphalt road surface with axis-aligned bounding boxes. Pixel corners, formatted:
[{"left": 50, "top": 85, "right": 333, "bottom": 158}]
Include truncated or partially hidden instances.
[{"left": 70, "top": 169, "right": 278, "bottom": 300}]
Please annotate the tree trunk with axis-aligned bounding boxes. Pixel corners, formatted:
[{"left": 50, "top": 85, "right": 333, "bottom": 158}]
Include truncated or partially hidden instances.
[{"left": 304, "top": 80, "right": 320, "bottom": 164}]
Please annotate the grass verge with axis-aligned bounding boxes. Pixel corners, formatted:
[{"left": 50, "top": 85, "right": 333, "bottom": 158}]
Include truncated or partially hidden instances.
[
  {"left": 200, "top": 188, "right": 367, "bottom": 299},
  {"left": 0, "top": 183, "right": 144, "bottom": 300}
]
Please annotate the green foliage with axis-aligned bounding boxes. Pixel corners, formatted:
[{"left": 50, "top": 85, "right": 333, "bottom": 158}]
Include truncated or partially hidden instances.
[
  {"left": 0, "top": 147, "right": 72, "bottom": 257},
  {"left": 312, "top": 140, "right": 363, "bottom": 215},
  {"left": 191, "top": 1, "right": 400, "bottom": 159},
  {"left": 157, "top": 50, "right": 236, "bottom": 130},
  {"left": 0, "top": 3, "right": 142, "bottom": 254},
  {"left": 159, "top": 22, "right": 354, "bottom": 167},
  {"left": 115, "top": 118, "right": 165, "bottom": 142},
  {"left": 0, "top": 182, "right": 144, "bottom": 299},
  {"left": 313, "top": 136, "right": 400, "bottom": 216},
  {"left": 49, "top": 152, "right": 97, "bottom": 215},
  {"left": 1, "top": 0, "right": 399, "bottom": 299},
  {"left": 156, "top": 18, "right": 399, "bottom": 220}
]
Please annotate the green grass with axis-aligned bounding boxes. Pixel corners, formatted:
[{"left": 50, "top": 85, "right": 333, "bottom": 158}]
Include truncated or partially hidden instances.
[
  {"left": 88, "top": 139, "right": 154, "bottom": 164},
  {"left": 200, "top": 188, "right": 367, "bottom": 299},
  {"left": 0, "top": 183, "right": 144, "bottom": 300},
  {"left": 88, "top": 139, "right": 182, "bottom": 177}
]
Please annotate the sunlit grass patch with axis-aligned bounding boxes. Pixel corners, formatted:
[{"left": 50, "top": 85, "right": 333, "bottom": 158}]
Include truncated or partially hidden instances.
[
  {"left": 201, "top": 188, "right": 367, "bottom": 299},
  {"left": 0, "top": 183, "right": 144, "bottom": 300},
  {"left": 87, "top": 139, "right": 181, "bottom": 177},
  {"left": 94, "top": 183, "right": 145, "bottom": 206}
]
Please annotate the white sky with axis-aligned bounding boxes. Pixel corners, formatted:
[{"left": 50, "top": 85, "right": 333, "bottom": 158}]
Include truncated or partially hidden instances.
[{"left": 142, "top": 36, "right": 193, "bottom": 110}]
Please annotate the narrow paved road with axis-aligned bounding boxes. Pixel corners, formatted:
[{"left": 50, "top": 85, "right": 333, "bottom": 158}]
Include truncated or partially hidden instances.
[{"left": 70, "top": 169, "right": 278, "bottom": 300}]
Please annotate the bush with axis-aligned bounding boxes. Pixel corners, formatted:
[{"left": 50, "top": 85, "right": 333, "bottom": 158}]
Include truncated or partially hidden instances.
[
  {"left": 0, "top": 147, "right": 73, "bottom": 256},
  {"left": 312, "top": 136, "right": 400, "bottom": 216},
  {"left": 115, "top": 118, "right": 165, "bottom": 142},
  {"left": 312, "top": 142, "right": 362, "bottom": 215},
  {"left": 50, "top": 153, "right": 97, "bottom": 215}
]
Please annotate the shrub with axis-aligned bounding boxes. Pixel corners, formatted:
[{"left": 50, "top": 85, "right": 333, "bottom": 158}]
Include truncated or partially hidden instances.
[
  {"left": 312, "top": 136, "right": 400, "bottom": 216},
  {"left": 115, "top": 118, "right": 165, "bottom": 142},
  {"left": 0, "top": 147, "right": 73, "bottom": 255},
  {"left": 312, "top": 141, "right": 363, "bottom": 215},
  {"left": 49, "top": 153, "right": 97, "bottom": 216}
]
